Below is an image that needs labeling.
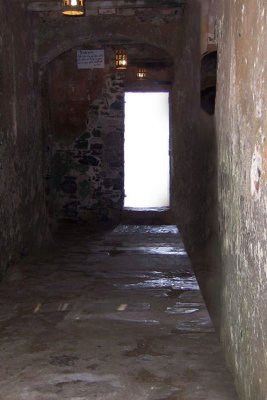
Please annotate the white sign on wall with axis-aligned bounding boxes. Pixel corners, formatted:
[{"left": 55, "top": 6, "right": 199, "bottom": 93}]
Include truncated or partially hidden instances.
[{"left": 77, "top": 50, "right": 105, "bottom": 69}]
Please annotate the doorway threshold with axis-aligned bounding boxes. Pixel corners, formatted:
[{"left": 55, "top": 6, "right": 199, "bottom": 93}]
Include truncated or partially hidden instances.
[
  {"left": 124, "top": 207, "right": 169, "bottom": 212},
  {"left": 122, "top": 207, "right": 172, "bottom": 225}
]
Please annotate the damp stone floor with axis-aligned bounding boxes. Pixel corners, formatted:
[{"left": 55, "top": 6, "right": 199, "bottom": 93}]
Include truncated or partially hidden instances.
[{"left": 0, "top": 224, "right": 238, "bottom": 400}]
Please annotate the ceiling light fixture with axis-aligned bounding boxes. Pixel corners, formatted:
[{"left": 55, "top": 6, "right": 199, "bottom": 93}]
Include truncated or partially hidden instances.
[
  {"left": 62, "top": 0, "right": 85, "bottom": 16},
  {"left": 137, "top": 68, "right": 147, "bottom": 80},
  {"left": 115, "top": 49, "right": 128, "bottom": 70}
]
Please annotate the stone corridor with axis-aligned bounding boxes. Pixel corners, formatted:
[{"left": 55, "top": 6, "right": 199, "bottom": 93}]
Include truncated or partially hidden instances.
[{"left": 0, "top": 224, "right": 238, "bottom": 400}]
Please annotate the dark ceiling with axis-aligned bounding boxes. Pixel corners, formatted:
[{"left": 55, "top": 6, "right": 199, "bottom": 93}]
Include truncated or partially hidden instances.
[{"left": 26, "top": 0, "right": 186, "bottom": 12}]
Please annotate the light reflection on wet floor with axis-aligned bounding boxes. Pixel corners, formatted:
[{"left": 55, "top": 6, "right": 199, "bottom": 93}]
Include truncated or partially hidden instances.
[
  {"left": 113, "top": 225, "right": 179, "bottom": 234},
  {"left": 83, "top": 246, "right": 187, "bottom": 256},
  {"left": 0, "top": 224, "right": 238, "bottom": 400},
  {"left": 118, "top": 276, "right": 199, "bottom": 291},
  {"left": 84, "top": 225, "right": 185, "bottom": 257}
]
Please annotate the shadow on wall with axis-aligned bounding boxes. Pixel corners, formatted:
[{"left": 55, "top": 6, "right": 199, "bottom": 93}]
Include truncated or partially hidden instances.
[
  {"left": 192, "top": 50, "right": 220, "bottom": 329},
  {"left": 172, "top": 42, "right": 221, "bottom": 330},
  {"left": 194, "top": 109, "right": 221, "bottom": 329},
  {"left": 201, "top": 51, "right": 217, "bottom": 115}
]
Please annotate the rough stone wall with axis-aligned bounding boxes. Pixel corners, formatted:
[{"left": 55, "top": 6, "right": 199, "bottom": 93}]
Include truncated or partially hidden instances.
[
  {"left": 46, "top": 48, "right": 124, "bottom": 221},
  {"left": 171, "top": 1, "right": 267, "bottom": 398},
  {"left": 0, "top": 0, "right": 49, "bottom": 278},
  {"left": 215, "top": 1, "right": 267, "bottom": 398}
]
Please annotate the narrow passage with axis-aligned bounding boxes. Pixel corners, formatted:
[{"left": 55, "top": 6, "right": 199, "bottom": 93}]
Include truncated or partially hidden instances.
[{"left": 0, "top": 225, "right": 238, "bottom": 400}]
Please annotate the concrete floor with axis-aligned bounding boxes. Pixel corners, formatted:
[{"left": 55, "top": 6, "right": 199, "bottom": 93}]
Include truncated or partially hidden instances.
[{"left": 0, "top": 224, "right": 238, "bottom": 400}]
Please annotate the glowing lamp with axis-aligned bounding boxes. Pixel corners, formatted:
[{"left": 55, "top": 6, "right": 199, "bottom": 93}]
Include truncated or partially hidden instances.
[
  {"left": 115, "top": 49, "right": 128, "bottom": 70},
  {"left": 137, "top": 68, "right": 147, "bottom": 80},
  {"left": 62, "top": 0, "right": 85, "bottom": 16}
]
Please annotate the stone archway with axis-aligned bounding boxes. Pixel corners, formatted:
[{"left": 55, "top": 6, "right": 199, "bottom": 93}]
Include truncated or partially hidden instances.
[{"left": 39, "top": 41, "right": 174, "bottom": 223}]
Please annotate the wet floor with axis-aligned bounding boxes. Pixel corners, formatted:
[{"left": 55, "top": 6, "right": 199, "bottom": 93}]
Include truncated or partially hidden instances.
[{"left": 0, "top": 224, "right": 238, "bottom": 400}]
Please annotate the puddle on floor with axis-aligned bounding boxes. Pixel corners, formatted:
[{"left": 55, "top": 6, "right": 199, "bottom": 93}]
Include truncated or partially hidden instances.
[
  {"left": 121, "top": 246, "right": 186, "bottom": 256},
  {"left": 113, "top": 225, "right": 179, "bottom": 234},
  {"left": 84, "top": 245, "right": 187, "bottom": 256},
  {"left": 174, "top": 317, "right": 214, "bottom": 333},
  {"left": 119, "top": 277, "right": 199, "bottom": 291},
  {"left": 165, "top": 306, "right": 199, "bottom": 315}
]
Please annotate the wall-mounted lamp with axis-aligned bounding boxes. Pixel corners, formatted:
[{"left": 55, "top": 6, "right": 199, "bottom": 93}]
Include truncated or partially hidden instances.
[
  {"left": 115, "top": 49, "right": 128, "bottom": 70},
  {"left": 62, "top": 0, "right": 85, "bottom": 16},
  {"left": 137, "top": 68, "right": 147, "bottom": 80}
]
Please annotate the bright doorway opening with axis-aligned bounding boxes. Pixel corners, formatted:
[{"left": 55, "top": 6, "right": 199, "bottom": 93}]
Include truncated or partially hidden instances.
[{"left": 124, "top": 92, "right": 170, "bottom": 208}]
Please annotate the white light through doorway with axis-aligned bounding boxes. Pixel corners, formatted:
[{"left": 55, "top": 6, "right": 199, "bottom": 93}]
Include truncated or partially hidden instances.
[{"left": 124, "top": 92, "right": 170, "bottom": 208}]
